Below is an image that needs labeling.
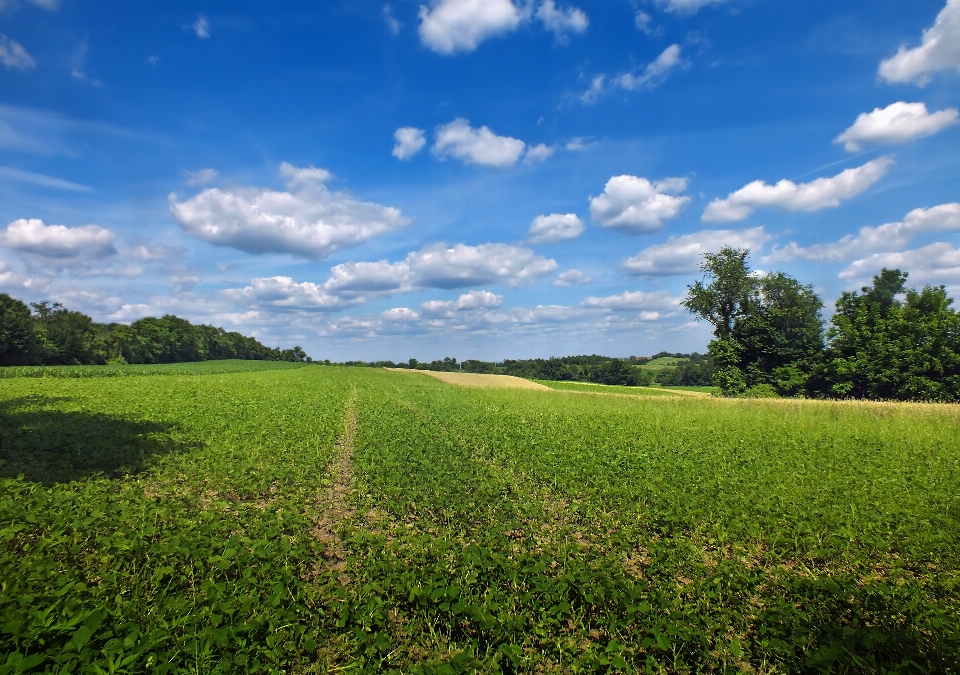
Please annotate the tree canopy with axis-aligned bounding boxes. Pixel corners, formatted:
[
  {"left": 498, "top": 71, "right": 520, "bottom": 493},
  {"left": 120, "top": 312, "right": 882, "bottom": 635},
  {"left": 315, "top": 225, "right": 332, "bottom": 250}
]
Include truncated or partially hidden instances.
[{"left": 0, "top": 293, "right": 311, "bottom": 367}]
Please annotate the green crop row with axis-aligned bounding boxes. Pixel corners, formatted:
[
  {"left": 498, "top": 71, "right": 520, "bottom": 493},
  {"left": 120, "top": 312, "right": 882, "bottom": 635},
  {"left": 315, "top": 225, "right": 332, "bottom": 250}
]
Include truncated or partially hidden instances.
[
  {"left": 0, "top": 360, "right": 309, "bottom": 379},
  {"left": 2, "top": 367, "right": 958, "bottom": 673}
]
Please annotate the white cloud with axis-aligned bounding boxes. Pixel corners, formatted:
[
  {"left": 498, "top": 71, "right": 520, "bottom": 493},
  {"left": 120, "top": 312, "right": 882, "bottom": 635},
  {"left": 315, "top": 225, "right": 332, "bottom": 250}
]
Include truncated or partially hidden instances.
[
  {"left": 582, "top": 44, "right": 684, "bottom": 103},
  {"left": 622, "top": 227, "right": 769, "bottom": 276},
  {"left": 615, "top": 44, "right": 684, "bottom": 91},
  {"left": 590, "top": 175, "right": 690, "bottom": 233},
  {"left": 225, "top": 243, "right": 556, "bottom": 314},
  {"left": 524, "top": 143, "right": 555, "bottom": 162},
  {"left": 421, "top": 290, "right": 503, "bottom": 317},
  {"left": 169, "top": 162, "right": 409, "bottom": 259},
  {"left": 554, "top": 269, "right": 591, "bottom": 286},
  {"left": 418, "top": 0, "right": 521, "bottom": 54},
  {"left": 581, "top": 289, "right": 681, "bottom": 312},
  {"left": 878, "top": 0, "right": 960, "bottom": 85},
  {"left": 382, "top": 307, "right": 419, "bottom": 322},
  {"left": 654, "top": 0, "right": 728, "bottom": 14},
  {"left": 840, "top": 242, "right": 960, "bottom": 286},
  {"left": 702, "top": 156, "right": 894, "bottom": 223},
  {"left": 835, "top": 102, "right": 959, "bottom": 152},
  {"left": 528, "top": 213, "right": 584, "bottom": 243},
  {"left": 393, "top": 126, "right": 427, "bottom": 159},
  {"left": 0, "top": 218, "right": 117, "bottom": 259},
  {"left": 580, "top": 75, "right": 606, "bottom": 104},
  {"left": 0, "top": 36, "right": 36, "bottom": 71},
  {"left": 193, "top": 16, "right": 210, "bottom": 39},
  {"left": 564, "top": 137, "right": 593, "bottom": 151},
  {"left": 0, "top": 166, "right": 91, "bottom": 191},
  {"left": 634, "top": 11, "right": 662, "bottom": 36},
  {"left": 768, "top": 203, "right": 960, "bottom": 262},
  {"left": 536, "top": 0, "right": 588, "bottom": 41},
  {"left": 184, "top": 168, "right": 219, "bottom": 185},
  {"left": 432, "top": 118, "right": 525, "bottom": 168},
  {"left": 223, "top": 276, "right": 362, "bottom": 312},
  {"left": 383, "top": 4, "right": 402, "bottom": 35}
]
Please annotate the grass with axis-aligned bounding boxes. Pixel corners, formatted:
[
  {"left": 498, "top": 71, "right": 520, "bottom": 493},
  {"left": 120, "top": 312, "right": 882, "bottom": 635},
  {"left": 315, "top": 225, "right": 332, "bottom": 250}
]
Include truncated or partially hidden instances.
[
  {"left": 636, "top": 357, "right": 689, "bottom": 373},
  {"left": 0, "top": 359, "right": 308, "bottom": 379},
  {"left": 2, "top": 366, "right": 959, "bottom": 673},
  {"left": 534, "top": 380, "right": 693, "bottom": 397}
]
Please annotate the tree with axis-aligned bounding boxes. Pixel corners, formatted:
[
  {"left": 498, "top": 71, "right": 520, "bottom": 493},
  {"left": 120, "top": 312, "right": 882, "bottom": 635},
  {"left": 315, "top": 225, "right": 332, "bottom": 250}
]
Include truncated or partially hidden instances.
[
  {"left": 31, "top": 301, "right": 105, "bottom": 365},
  {"left": 685, "top": 248, "right": 824, "bottom": 396},
  {"left": 823, "top": 269, "right": 960, "bottom": 401},
  {"left": 0, "top": 294, "right": 37, "bottom": 366}
]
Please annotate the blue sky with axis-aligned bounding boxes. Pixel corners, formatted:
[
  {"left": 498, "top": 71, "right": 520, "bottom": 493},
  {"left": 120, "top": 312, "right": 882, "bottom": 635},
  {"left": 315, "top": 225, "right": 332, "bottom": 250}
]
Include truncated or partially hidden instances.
[{"left": 1, "top": 0, "right": 958, "bottom": 361}]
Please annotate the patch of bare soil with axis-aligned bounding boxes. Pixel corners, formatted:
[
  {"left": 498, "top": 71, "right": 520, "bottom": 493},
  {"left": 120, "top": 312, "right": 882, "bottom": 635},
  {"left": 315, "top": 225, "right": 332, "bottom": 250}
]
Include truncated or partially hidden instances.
[
  {"left": 385, "top": 368, "right": 550, "bottom": 391},
  {"left": 311, "top": 394, "right": 357, "bottom": 583}
]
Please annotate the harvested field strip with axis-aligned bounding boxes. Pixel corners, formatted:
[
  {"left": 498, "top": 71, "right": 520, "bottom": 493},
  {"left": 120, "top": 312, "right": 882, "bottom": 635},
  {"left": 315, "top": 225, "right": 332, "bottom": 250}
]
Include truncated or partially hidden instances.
[{"left": 386, "top": 368, "right": 551, "bottom": 390}]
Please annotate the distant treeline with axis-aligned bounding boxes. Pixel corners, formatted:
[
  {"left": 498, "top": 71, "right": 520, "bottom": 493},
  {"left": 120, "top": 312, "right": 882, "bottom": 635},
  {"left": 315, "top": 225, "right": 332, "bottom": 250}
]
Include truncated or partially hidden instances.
[
  {"left": 0, "top": 294, "right": 310, "bottom": 366},
  {"left": 332, "top": 352, "right": 715, "bottom": 387}
]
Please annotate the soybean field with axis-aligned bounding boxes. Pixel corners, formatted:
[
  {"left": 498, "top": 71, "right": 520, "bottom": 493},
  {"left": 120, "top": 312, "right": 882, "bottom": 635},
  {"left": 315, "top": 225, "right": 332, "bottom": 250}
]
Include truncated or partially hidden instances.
[{"left": 1, "top": 366, "right": 959, "bottom": 673}]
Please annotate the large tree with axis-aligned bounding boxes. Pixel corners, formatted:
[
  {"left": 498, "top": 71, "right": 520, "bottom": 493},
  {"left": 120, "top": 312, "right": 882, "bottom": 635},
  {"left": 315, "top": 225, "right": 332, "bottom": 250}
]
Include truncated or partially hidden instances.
[
  {"left": 685, "top": 248, "right": 824, "bottom": 396},
  {"left": 0, "top": 293, "right": 37, "bottom": 366},
  {"left": 824, "top": 269, "right": 960, "bottom": 401}
]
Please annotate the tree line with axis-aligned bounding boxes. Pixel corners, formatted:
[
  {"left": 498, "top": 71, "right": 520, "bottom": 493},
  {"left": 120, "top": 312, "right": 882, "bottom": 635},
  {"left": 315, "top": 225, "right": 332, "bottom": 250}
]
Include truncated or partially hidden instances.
[
  {"left": 331, "top": 353, "right": 716, "bottom": 387},
  {"left": 684, "top": 248, "right": 960, "bottom": 401},
  {"left": 0, "top": 294, "right": 310, "bottom": 366}
]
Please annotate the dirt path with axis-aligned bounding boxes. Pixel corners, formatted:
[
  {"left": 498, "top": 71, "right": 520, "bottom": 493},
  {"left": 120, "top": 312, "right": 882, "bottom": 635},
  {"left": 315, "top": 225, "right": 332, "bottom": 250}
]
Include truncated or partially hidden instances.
[
  {"left": 385, "top": 368, "right": 551, "bottom": 391},
  {"left": 312, "top": 392, "right": 357, "bottom": 583}
]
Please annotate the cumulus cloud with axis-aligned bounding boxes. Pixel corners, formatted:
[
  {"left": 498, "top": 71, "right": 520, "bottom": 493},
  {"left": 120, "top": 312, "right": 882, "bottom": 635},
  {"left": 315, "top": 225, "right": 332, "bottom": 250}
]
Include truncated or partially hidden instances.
[
  {"left": 383, "top": 5, "right": 402, "bottom": 35},
  {"left": 840, "top": 242, "right": 960, "bottom": 285},
  {"left": 225, "top": 243, "right": 556, "bottom": 314},
  {"left": 193, "top": 16, "right": 210, "bottom": 39},
  {"left": 524, "top": 143, "right": 555, "bottom": 162},
  {"left": 590, "top": 175, "right": 690, "bottom": 233},
  {"left": 382, "top": 306, "right": 419, "bottom": 322},
  {"left": 835, "top": 102, "right": 959, "bottom": 152},
  {"left": 0, "top": 218, "right": 117, "bottom": 259},
  {"left": 615, "top": 44, "right": 684, "bottom": 91},
  {"left": 432, "top": 118, "right": 525, "bottom": 168},
  {"left": 768, "top": 203, "right": 960, "bottom": 262},
  {"left": 393, "top": 126, "right": 427, "bottom": 160},
  {"left": 581, "top": 289, "right": 681, "bottom": 312},
  {"left": 184, "top": 168, "right": 219, "bottom": 185},
  {"left": 702, "top": 156, "right": 894, "bottom": 223},
  {"left": 169, "top": 162, "right": 409, "bottom": 259},
  {"left": 418, "top": 0, "right": 521, "bottom": 54},
  {"left": 421, "top": 290, "right": 503, "bottom": 317},
  {"left": 0, "top": 36, "right": 36, "bottom": 71},
  {"left": 223, "top": 276, "right": 361, "bottom": 311},
  {"left": 536, "top": 0, "right": 588, "bottom": 41},
  {"left": 622, "top": 227, "right": 769, "bottom": 276},
  {"left": 654, "top": 0, "right": 728, "bottom": 14},
  {"left": 399, "top": 242, "right": 557, "bottom": 289},
  {"left": 879, "top": 0, "right": 960, "bottom": 85},
  {"left": 634, "top": 11, "right": 662, "bottom": 36},
  {"left": 554, "top": 269, "right": 591, "bottom": 286},
  {"left": 528, "top": 213, "right": 584, "bottom": 243}
]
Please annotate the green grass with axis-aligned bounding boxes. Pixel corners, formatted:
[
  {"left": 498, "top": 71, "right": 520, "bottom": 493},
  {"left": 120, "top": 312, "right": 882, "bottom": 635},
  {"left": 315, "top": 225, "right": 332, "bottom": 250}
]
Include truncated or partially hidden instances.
[
  {"left": 534, "top": 380, "right": 690, "bottom": 397},
  {"left": 2, "top": 367, "right": 959, "bottom": 673},
  {"left": 0, "top": 359, "right": 308, "bottom": 379}
]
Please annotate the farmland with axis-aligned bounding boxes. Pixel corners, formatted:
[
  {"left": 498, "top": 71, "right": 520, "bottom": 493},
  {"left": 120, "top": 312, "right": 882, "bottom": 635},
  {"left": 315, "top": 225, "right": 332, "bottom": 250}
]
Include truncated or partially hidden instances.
[{"left": 2, "top": 365, "right": 959, "bottom": 673}]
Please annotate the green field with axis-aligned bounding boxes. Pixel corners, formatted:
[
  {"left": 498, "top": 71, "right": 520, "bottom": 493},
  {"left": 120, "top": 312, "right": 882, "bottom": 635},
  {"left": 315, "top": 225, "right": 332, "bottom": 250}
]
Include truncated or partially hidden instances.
[{"left": 2, "top": 366, "right": 959, "bottom": 673}]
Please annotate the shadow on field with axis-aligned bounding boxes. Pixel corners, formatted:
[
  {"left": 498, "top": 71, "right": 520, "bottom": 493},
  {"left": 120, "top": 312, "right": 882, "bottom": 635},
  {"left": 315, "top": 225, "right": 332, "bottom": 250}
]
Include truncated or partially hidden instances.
[{"left": 0, "top": 396, "right": 193, "bottom": 484}]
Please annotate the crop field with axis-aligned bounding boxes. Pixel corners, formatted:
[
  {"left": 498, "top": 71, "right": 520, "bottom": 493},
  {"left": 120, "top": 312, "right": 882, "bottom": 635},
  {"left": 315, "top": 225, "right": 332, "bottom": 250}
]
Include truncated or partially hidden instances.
[{"left": 2, "top": 366, "right": 959, "bottom": 673}]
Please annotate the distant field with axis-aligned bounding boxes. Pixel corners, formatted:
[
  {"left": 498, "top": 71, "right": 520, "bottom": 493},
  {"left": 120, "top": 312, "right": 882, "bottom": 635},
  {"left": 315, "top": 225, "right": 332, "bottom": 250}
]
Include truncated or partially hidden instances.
[
  {"left": 2, "top": 366, "right": 958, "bottom": 673},
  {"left": 0, "top": 359, "right": 308, "bottom": 378},
  {"left": 636, "top": 356, "right": 689, "bottom": 372},
  {"left": 536, "top": 380, "right": 700, "bottom": 397}
]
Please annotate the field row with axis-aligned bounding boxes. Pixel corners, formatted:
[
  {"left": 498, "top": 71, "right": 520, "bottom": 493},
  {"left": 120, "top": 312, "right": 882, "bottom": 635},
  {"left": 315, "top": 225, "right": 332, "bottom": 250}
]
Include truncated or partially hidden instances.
[{"left": 1, "top": 367, "right": 958, "bottom": 673}]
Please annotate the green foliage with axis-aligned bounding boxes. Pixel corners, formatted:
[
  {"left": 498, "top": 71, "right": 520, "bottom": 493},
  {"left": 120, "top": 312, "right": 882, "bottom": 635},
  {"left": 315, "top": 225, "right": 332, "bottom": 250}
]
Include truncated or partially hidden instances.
[
  {"left": 2, "top": 367, "right": 959, "bottom": 672},
  {"left": 0, "top": 359, "right": 308, "bottom": 379},
  {"left": 0, "top": 294, "right": 311, "bottom": 369},
  {"left": 0, "top": 294, "right": 36, "bottom": 366},
  {"left": 823, "top": 269, "right": 960, "bottom": 401},
  {"left": 686, "top": 249, "right": 824, "bottom": 397}
]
